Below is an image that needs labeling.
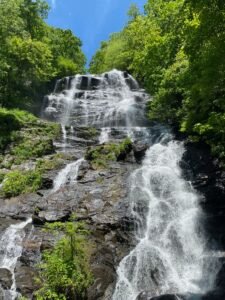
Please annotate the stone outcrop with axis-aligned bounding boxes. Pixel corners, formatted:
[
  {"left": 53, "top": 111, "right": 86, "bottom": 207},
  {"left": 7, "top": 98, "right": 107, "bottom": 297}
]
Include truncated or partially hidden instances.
[{"left": 0, "top": 268, "right": 13, "bottom": 290}]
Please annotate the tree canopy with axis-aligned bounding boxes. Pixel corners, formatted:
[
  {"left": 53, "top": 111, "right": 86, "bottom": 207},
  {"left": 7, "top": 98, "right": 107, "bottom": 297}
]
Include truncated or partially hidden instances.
[
  {"left": 90, "top": 0, "right": 225, "bottom": 161},
  {"left": 0, "top": 0, "right": 86, "bottom": 109}
]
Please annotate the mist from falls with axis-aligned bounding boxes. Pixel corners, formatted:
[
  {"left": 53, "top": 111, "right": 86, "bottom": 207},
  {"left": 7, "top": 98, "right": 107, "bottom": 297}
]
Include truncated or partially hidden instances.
[{"left": 43, "top": 69, "right": 220, "bottom": 300}]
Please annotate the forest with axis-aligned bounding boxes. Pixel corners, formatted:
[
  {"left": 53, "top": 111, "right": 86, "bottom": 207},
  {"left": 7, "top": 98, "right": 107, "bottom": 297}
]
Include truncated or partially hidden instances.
[{"left": 0, "top": 0, "right": 86, "bottom": 110}]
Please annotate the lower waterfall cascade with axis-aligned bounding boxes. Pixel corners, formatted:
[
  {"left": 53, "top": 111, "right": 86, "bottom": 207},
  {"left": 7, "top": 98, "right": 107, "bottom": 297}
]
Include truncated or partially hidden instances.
[
  {"left": 112, "top": 140, "right": 219, "bottom": 300},
  {"left": 0, "top": 70, "right": 222, "bottom": 299}
]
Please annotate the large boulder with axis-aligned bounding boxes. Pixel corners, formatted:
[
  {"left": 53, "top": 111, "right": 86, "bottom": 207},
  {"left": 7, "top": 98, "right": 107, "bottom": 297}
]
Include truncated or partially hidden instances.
[{"left": 133, "top": 141, "right": 149, "bottom": 163}]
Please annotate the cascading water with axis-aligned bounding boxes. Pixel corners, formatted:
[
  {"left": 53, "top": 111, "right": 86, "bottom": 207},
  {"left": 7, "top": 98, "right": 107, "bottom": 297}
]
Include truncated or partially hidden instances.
[
  {"left": 0, "top": 218, "right": 32, "bottom": 299},
  {"left": 43, "top": 69, "right": 149, "bottom": 141},
  {"left": 43, "top": 69, "right": 220, "bottom": 300},
  {"left": 52, "top": 158, "right": 84, "bottom": 193},
  {"left": 112, "top": 138, "right": 219, "bottom": 300}
]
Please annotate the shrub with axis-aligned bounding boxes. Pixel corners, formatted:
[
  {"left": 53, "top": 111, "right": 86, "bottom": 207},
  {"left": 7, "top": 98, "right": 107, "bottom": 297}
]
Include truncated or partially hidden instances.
[
  {"left": 85, "top": 138, "right": 132, "bottom": 169},
  {"left": 1, "top": 170, "right": 42, "bottom": 198},
  {"left": 36, "top": 220, "right": 93, "bottom": 300},
  {"left": 12, "top": 138, "right": 55, "bottom": 163}
]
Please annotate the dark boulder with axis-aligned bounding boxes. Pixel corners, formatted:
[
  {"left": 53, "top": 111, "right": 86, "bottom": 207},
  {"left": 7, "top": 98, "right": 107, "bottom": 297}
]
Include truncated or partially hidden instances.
[
  {"left": 133, "top": 141, "right": 149, "bottom": 163},
  {"left": 136, "top": 293, "right": 185, "bottom": 300},
  {"left": 54, "top": 77, "right": 68, "bottom": 93},
  {"left": 41, "top": 176, "right": 53, "bottom": 190},
  {"left": 0, "top": 268, "right": 13, "bottom": 290},
  {"left": 79, "top": 76, "right": 102, "bottom": 90}
]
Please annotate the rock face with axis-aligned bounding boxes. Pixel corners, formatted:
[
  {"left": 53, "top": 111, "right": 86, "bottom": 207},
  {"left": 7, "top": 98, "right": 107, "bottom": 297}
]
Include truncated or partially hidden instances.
[
  {"left": 133, "top": 141, "right": 149, "bottom": 163},
  {"left": 182, "top": 141, "right": 225, "bottom": 248},
  {"left": 181, "top": 141, "right": 225, "bottom": 298},
  {"left": 0, "top": 268, "right": 13, "bottom": 290}
]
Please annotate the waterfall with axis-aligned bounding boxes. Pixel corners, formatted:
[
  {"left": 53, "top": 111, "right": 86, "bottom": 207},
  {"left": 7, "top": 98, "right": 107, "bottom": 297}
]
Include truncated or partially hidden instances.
[
  {"left": 0, "top": 219, "right": 32, "bottom": 299},
  {"left": 43, "top": 69, "right": 149, "bottom": 132},
  {"left": 112, "top": 138, "right": 219, "bottom": 300},
  {"left": 42, "top": 69, "right": 220, "bottom": 300},
  {"left": 52, "top": 158, "right": 84, "bottom": 193}
]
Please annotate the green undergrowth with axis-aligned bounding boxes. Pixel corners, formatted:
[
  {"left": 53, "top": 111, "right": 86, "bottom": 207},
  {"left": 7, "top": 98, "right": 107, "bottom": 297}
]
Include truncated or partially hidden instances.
[
  {"left": 85, "top": 138, "right": 132, "bottom": 169},
  {"left": 36, "top": 153, "right": 66, "bottom": 173},
  {"left": 35, "top": 219, "right": 93, "bottom": 300},
  {"left": 0, "top": 153, "right": 66, "bottom": 198},
  {"left": 0, "top": 108, "right": 63, "bottom": 198},
  {"left": 0, "top": 108, "right": 60, "bottom": 160},
  {"left": 76, "top": 127, "right": 99, "bottom": 140},
  {"left": 1, "top": 170, "right": 42, "bottom": 198}
]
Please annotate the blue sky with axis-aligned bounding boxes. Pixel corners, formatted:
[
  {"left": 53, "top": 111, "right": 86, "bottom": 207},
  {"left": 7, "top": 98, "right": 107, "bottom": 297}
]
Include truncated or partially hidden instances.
[{"left": 46, "top": 0, "right": 146, "bottom": 65}]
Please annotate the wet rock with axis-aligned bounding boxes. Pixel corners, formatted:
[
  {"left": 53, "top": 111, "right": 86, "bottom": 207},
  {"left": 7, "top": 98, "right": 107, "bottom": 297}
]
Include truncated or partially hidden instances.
[
  {"left": 135, "top": 95, "right": 144, "bottom": 102},
  {"left": 77, "top": 160, "right": 90, "bottom": 180},
  {"left": 75, "top": 126, "right": 99, "bottom": 141},
  {"left": 54, "top": 77, "right": 67, "bottom": 92},
  {"left": 15, "top": 266, "right": 39, "bottom": 297},
  {"left": 74, "top": 91, "right": 85, "bottom": 99},
  {"left": 0, "top": 268, "right": 13, "bottom": 290},
  {"left": 88, "top": 265, "right": 115, "bottom": 300},
  {"left": 41, "top": 176, "right": 53, "bottom": 190},
  {"left": 0, "top": 193, "right": 42, "bottom": 220},
  {"left": 125, "top": 77, "right": 136, "bottom": 90},
  {"left": 182, "top": 141, "right": 225, "bottom": 248},
  {"left": 133, "top": 141, "right": 149, "bottom": 163},
  {"left": 79, "top": 76, "right": 102, "bottom": 90},
  {"left": 136, "top": 293, "right": 185, "bottom": 300}
]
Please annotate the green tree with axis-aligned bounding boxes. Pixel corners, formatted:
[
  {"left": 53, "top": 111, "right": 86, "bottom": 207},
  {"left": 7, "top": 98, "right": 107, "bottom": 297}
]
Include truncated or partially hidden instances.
[{"left": 0, "top": 0, "right": 86, "bottom": 109}]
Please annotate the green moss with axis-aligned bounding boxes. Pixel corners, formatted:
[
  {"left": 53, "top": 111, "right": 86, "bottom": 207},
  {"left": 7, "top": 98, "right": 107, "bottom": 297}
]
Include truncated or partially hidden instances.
[
  {"left": 1, "top": 170, "right": 42, "bottom": 198},
  {"left": 85, "top": 138, "right": 132, "bottom": 169},
  {"left": 0, "top": 172, "right": 5, "bottom": 183},
  {"left": 0, "top": 108, "right": 61, "bottom": 166},
  {"left": 0, "top": 109, "right": 21, "bottom": 151},
  {"left": 36, "top": 154, "right": 65, "bottom": 173},
  {"left": 76, "top": 127, "right": 99, "bottom": 140},
  {"left": 12, "top": 138, "right": 55, "bottom": 163}
]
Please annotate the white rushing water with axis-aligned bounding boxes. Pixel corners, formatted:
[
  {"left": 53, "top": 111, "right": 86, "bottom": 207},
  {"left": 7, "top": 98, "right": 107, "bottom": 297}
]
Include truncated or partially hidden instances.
[
  {"left": 112, "top": 139, "right": 218, "bottom": 300},
  {"left": 52, "top": 158, "right": 84, "bottom": 193},
  {"left": 0, "top": 218, "right": 32, "bottom": 299},
  {"left": 44, "top": 69, "right": 149, "bottom": 131}
]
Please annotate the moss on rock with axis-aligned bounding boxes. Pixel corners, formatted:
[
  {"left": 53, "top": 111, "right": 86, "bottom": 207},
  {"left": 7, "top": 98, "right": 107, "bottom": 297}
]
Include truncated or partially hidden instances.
[{"left": 85, "top": 138, "right": 132, "bottom": 169}]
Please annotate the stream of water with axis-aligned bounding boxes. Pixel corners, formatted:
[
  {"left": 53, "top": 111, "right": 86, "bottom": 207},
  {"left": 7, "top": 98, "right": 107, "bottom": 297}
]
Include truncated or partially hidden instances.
[{"left": 0, "top": 218, "right": 32, "bottom": 299}]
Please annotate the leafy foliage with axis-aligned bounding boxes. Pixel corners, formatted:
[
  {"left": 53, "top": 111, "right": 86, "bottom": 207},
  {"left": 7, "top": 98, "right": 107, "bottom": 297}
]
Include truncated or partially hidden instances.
[
  {"left": 0, "top": 108, "right": 61, "bottom": 197},
  {"left": 85, "top": 138, "right": 132, "bottom": 169},
  {"left": 36, "top": 220, "right": 93, "bottom": 300},
  {"left": 90, "top": 0, "right": 225, "bottom": 161},
  {"left": 0, "top": 0, "right": 86, "bottom": 108},
  {"left": 1, "top": 169, "right": 42, "bottom": 198}
]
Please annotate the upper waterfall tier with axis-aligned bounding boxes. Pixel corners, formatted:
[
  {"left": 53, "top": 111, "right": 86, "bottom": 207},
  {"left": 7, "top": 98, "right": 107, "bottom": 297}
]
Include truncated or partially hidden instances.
[{"left": 43, "top": 70, "right": 150, "bottom": 128}]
